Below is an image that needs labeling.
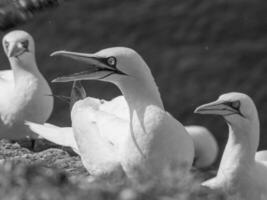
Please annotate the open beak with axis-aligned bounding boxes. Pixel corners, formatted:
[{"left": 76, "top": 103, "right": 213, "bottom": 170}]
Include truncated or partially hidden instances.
[
  {"left": 51, "top": 50, "right": 125, "bottom": 82},
  {"left": 194, "top": 99, "right": 239, "bottom": 116},
  {"left": 8, "top": 42, "right": 28, "bottom": 58}
]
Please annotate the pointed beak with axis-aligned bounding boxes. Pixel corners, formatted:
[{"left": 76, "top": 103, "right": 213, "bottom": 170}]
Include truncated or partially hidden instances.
[
  {"left": 194, "top": 99, "right": 238, "bottom": 116},
  {"left": 50, "top": 50, "right": 125, "bottom": 83}
]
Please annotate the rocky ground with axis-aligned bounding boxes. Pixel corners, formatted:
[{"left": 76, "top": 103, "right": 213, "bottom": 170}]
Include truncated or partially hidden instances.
[{"left": 0, "top": 139, "right": 222, "bottom": 200}]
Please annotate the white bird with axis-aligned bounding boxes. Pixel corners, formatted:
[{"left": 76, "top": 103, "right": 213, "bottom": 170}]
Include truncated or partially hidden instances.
[
  {"left": 27, "top": 47, "right": 217, "bottom": 179},
  {"left": 0, "top": 30, "right": 53, "bottom": 141},
  {"left": 27, "top": 78, "right": 217, "bottom": 169},
  {"left": 27, "top": 111, "right": 218, "bottom": 168},
  {"left": 53, "top": 47, "right": 196, "bottom": 180},
  {"left": 195, "top": 92, "right": 267, "bottom": 199},
  {"left": 27, "top": 82, "right": 218, "bottom": 168}
]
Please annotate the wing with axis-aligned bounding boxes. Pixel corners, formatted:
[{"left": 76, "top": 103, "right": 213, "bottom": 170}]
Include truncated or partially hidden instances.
[
  {"left": 0, "top": 70, "right": 14, "bottom": 107},
  {"left": 71, "top": 100, "right": 125, "bottom": 177},
  {"left": 25, "top": 121, "right": 79, "bottom": 154},
  {"left": 95, "top": 109, "right": 129, "bottom": 148},
  {"left": 100, "top": 96, "right": 129, "bottom": 120},
  {"left": 186, "top": 125, "right": 218, "bottom": 168}
]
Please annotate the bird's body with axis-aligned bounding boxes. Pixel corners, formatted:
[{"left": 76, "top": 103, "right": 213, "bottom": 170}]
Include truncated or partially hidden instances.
[
  {"left": 27, "top": 95, "right": 217, "bottom": 168},
  {"left": 185, "top": 125, "right": 218, "bottom": 168},
  {"left": 71, "top": 98, "right": 126, "bottom": 180},
  {"left": 195, "top": 92, "right": 267, "bottom": 199},
  {"left": 27, "top": 47, "right": 217, "bottom": 179},
  {"left": 0, "top": 30, "right": 53, "bottom": 139},
  {"left": 50, "top": 47, "right": 196, "bottom": 179}
]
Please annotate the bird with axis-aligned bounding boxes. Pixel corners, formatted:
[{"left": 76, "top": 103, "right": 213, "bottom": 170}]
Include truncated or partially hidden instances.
[
  {"left": 27, "top": 80, "right": 218, "bottom": 168},
  {"left": 27, "top": 116, "right": 218, "bottom": 168},
  {"left": 194, "top": 92, "right": 267, "bottom": 199},
  {"left": 0, "top": 30, "right": 53, "bottom": 143},
  {"left": 27, "top": 47, "right": 217, "bottom": 179},
  {"left": 52, "top": 47, "right": 196, "bottom": 180}
]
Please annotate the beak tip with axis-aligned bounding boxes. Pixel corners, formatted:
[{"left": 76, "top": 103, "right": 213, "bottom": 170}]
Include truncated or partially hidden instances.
[
  {"left": 51, "top": 78, "right": 58, "bottom": 83},
  {"left": 50, "top": 51, "right": 64, "bottom": 57},
  {"left": 51, "top": 77, "right": 70, "bottom": 83},
  {"left": 194, "top": 108, "right": 200, "bottom": 114}
]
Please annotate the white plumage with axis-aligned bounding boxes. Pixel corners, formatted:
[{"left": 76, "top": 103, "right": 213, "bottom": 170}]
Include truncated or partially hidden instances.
[
  {"left": 0, "top": 30, "right": 53, "bottom": 139},
  {"left": 27, "top": 47, "right": 218, "bottom": 180},
  {"left": 195, "top": 92, "right": 267, "bottom": 200},
  {"left": 27, "top": 94, "right": 218, "bottom": 168}
]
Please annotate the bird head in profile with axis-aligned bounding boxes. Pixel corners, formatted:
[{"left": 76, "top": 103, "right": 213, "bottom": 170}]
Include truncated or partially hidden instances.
[
  {"left": 2, "top": 30, "right": 35, "bottom": 59},
  {"left": 50, "top": 47, "right": 154, "bottom": 85},
  {"left": 194, "top": 92, "right": 258, "bottom": 124}
]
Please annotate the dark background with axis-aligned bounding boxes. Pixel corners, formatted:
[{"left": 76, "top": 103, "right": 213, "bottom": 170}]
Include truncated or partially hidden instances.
[{"left": 0, "top": 0, "right": 267, "bottom": 158}]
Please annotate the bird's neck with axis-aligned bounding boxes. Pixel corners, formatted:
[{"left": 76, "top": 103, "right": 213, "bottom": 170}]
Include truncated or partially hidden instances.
[
  {"left": 115, "top": 77, "right": 164, "bottom": 163},
  {"left": 117, "top": 77, "right": 163, "bottom": 111},
  {"left": 9, "top": 57, "right": 41, "bottom": 84},
  {"left": 217, "top": 117, "right": 260, "bottom": 180}
]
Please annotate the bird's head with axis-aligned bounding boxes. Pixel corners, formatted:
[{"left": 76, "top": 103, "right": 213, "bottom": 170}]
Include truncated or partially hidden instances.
[
  {"left": 2, "top": 30, "right": 35, "bottom": 60},
  {"left": 194, "top": 92, "right": 258, "bottom": 125},
  {"left": 51, "top": 47, "right": 153, "bottom": 85}
]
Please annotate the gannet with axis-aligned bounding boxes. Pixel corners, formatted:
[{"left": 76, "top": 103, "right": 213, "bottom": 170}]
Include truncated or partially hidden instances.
[
  {"left": 195, "top": 92, "right": 267, "bottom": 199},
  {"left": 0, "top": 30, "right": 53, "bottom": 140},
  {"left": 27, "top": 111, "right": 217, "bottom": 168},
  {"left": 49, "top": 47, "right": 197, "bottom": 180},
  {"left": 27, "top": 48, "right": 217, "bottom": 173}
]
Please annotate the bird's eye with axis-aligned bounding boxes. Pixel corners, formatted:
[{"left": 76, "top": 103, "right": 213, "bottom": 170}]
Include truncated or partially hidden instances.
[
  {"left": 223, "top": 101, "right": 241, "bottom": 110},
  {"left": 231, "top": 101, "right": 241, "bottom": 110},
  {"left": 4, "top": 41, "right": 9, "bottom": 50},
  {"left": 107, "top": 57, "right": 116, "bottom": 66},
  {"left": 20, "top": 40, "right": 29, "bottom": 49}
]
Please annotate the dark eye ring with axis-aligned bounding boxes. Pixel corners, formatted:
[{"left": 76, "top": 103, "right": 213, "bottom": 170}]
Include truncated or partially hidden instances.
[
  {"left": 107, "top": 57, "right": 116, "bottom": 66},
  {"left": 231, "top": 101, "right": 241, "bottom": 109},
  {"left": 4, "top": 41, "right": 9, "bottom": 50},
  {"left": 21, "top": 40, "right": 29, "bottom": 49},
  {"left": 223, "top": 101, "right": 241, "bottom": 110}
]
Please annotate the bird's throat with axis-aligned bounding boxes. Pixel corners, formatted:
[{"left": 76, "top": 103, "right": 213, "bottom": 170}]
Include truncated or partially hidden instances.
[
  {"left": 116, "top": 78, "right": 164, "bottom": 111},
  {"left": 218, "top": 121, "right": 260, "bottom": 179}
]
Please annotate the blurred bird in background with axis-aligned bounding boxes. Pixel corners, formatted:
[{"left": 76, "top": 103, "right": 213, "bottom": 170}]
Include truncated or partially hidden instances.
[{"left": 0, "top": 30, "right": 53, "bottom": 147}]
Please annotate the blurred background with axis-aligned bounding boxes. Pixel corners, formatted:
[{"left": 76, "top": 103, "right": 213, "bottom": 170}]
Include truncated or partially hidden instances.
[{"left": 0, "top": 0, "right": 267, "bottom": 160}]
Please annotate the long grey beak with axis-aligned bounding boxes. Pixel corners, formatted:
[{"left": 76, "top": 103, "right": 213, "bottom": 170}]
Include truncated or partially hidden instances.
[
  {"left": 194, "top": 100, "right": 238, "bottom": 116},
  {"left": 50, "top": 50, "right": 125, "bottom": 82}
]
